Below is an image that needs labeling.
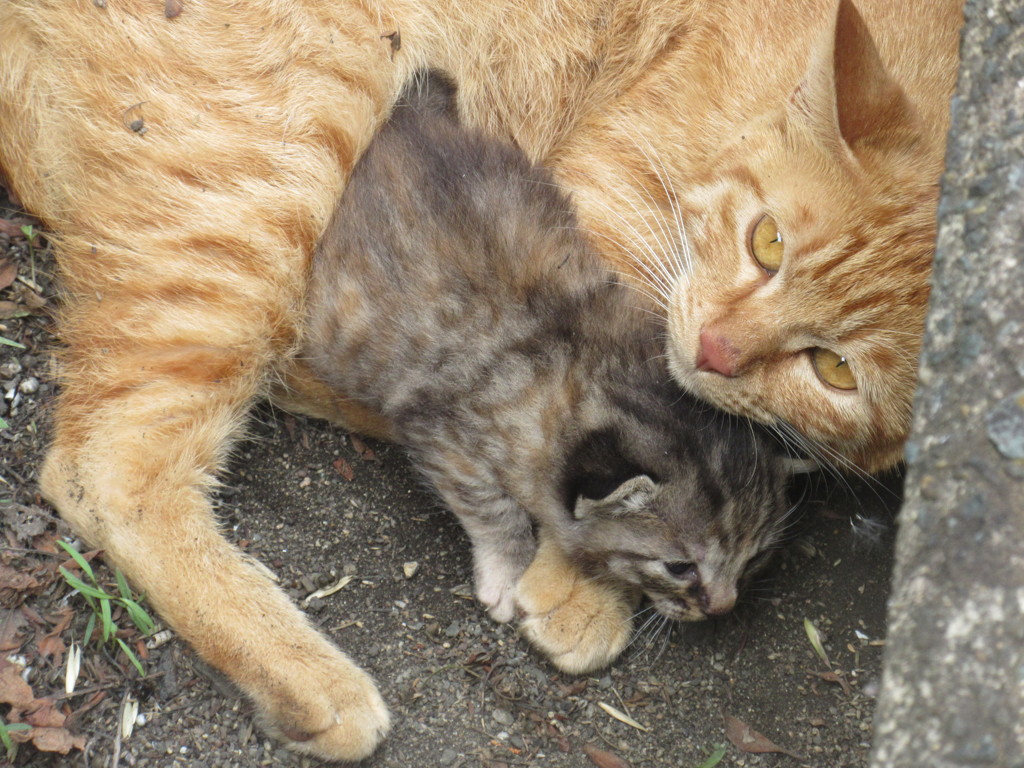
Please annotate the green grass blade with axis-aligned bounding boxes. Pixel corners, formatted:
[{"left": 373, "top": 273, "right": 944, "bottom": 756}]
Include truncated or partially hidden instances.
[
  {"left": 0, "top": 335, "right": 26, "bottom": 349},
  {"left": 0, "top": 417, "right": 9, "bottom": 429},
  {"left": 57, "top": 540, "right": 96, "bottom": 582},
  {"left": 59, "top": 567, "right": 108, "bottom": 600},
  {"left": 0, "top": 716, "right": 30, "bottom": 760},
  {"left": 695, "top": 744, "right": 727, "bottom": 768},
  {"left": 117, "top": 637, "right": 145, "bottom": 677},
  {"left": 804, "top": 618, "right": 831, "bottom": 668},
  {"left": 121, "top": 599, "right": 155, "bottom": 635},
  {"left": 0, "top": 717, "right": 12, "bottom": 758},
  {"left": 100, "top": 597, "right": 113, "bottom": 642},
  {"left": 115, "top": 570, "right": 132, "bottom": 601},
  {"left": 84, "top": 612, "right": 96, "bottom": 647}
]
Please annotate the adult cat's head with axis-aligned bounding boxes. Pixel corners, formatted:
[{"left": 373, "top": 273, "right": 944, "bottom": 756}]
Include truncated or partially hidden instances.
[
  {"left": 551, "top": 0, "right": 960, "bottom": 473},
  {"left": 664, "top": 0, "right": 944, "bottom": 474}
]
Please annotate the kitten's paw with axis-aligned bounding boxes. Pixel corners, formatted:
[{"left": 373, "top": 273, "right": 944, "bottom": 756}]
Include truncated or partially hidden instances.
[
  {"left": 253, "top": 641, "right": 390, "bottom": 762},
  {"left": 477, "top": 562, "right": 524, "bottom": 624},
  {"left": 515, "top": 541, "right": 638, "bottom": 674}
]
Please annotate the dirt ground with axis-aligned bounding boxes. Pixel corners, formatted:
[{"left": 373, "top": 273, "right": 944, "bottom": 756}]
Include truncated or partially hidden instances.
[{"left": 1, "top": 201, "right": 901, "bottom": 768}]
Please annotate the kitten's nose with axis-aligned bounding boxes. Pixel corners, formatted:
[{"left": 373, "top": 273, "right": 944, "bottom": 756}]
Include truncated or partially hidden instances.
[
  {"left": 699, "top": 584, "right": 737, "bottom": 616},
  {"left": 695, "top": 327, "right": 740, "bottom": 377}
]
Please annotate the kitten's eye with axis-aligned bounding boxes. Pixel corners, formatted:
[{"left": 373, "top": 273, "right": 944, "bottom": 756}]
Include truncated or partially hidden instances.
[
  {"left": 750, "top": 214, "right": 784, "bottom": 273},
  {"left": 811, "top": 348, "right": 857, "bottom": 390},
  {"left": 664, "top": 561, "right": 698, "bottom": 580}
]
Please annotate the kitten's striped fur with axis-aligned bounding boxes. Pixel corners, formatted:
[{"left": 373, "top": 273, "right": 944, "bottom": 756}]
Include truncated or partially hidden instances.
[{"left": 305, "top": 74, "right": 792, "bottom": 628}]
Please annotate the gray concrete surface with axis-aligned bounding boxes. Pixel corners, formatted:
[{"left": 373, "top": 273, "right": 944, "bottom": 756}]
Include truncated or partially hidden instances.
[{"left": 870, "top": 2, "right": 1024, "bottom": 766}]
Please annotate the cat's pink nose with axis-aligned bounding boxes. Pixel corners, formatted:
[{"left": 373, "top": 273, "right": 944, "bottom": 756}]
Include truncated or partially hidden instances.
[{"left": 696, "top": 327, "right": 739, "bottom": 377}]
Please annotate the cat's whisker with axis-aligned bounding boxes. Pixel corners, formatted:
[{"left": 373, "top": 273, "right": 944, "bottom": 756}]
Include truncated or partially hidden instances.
[
  {"left": 602, "top": 166, "right": 686, "bottom": 288},
  {"left": 763, "top": 499, "right": 805, "bottom": 549},
  {"left": 567, "top": 201, "right": 672, "bottom": 289},
  {"left": 628, "top": 134, "right": 694, "bottom": 279},
  {"left": 628, "top": 610, "right": 674, "bottom": 662},
  {"left": 610, "top": 271, "right": 670, "bottom": 313},
  {"left": 579, "top": 222, "right": 673, "bottom": 307},
  {"left": 530, "top": 177, "right": 671, "bottom": 288},
  {"left": 770, "top": 421, "right": 898, "bottom": 513},
  {"left": 572, "top": 167, "right": 682, "bottom": 291},
  {"left": 586, "top": 206, "right": 679, "bottom": 298},
  {"left": 627, "top": 606, "right": 663, "bottom": 652},
  {"left": 650, "top": 618, "right": 676, "bottom": 663}
]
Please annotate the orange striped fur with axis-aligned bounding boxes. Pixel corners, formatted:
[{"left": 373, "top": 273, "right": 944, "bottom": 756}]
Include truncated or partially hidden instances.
[{"left": 0, "top": 0, "right": 960, "bottom": 760}]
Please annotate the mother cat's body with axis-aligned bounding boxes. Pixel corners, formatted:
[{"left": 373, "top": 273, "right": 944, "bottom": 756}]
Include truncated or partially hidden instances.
[{"left": 0, "top": 0, "right": 961, "bottom": 761}]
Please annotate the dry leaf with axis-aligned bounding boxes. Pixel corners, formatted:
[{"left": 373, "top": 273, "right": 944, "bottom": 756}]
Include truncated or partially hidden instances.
[
  {"left": 0, "top": 660, "right": 86, "bottom": 754},
  {"left": 0, "top": 609, "right": 30, "bottom": 652},
  {"left": 0, "top": 259, "right": 16, "bottom": 290},
  {"left": 0, "top": 300, "right": 22, "bottom": 319},
  {"left": 333, "top": 457, "right": 355, "bottom": 481},
  {"left": 0, "top": 564, "right": 41, "bottom": 606},
  {"left": 597, "top": 701, "right": 648, "bottom": 732},
  {"left": 23, "top": 699, "right": 66, "bottom": 729},
  {"left": 37, "top": 632, "right": 66, "bottom": 666},
  {"left": 724, "top": 714, "right": 800, "bottom": 758},
  {"left": 302, "top": 575, "right": 354, "bottom": 606},
  {"left": 22, "top": 288, "right": 47, "bottom": 311},
  {"left": 350, "top": 434, "right": 377, "bottom": 461},
  {"left": 0, "top": 657, "right": 34, "bottom": 708},
  {"left": 25, "top": 726, "right": 86, "bottom": 754},
  {"left": 37, "top": 608, "right": 74, "bottom": 666},
  {"left": 2, "top": 504, "right": 51, "bottom": 544},
  {"left": 583, "top": 744, "right": 633, "bottom": 768},
  {"left": 0, "top": 219, "right": 27, "bottom": 239}
]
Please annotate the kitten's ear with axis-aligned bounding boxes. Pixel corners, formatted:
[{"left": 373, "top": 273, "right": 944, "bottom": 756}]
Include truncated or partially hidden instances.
[
  {"left": 788, "top": 0, "right": 918, "bottom": 157},
  {"left": 399, "top": 70, "right": 460, "bottom": 121},
  {"left": 574, "top": 475, "right": 657, "bottom": 519}
]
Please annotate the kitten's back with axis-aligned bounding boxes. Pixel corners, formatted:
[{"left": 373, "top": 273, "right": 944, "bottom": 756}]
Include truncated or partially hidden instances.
[{"left": 306, "top": 73, "right": 624, "bottom": 416}]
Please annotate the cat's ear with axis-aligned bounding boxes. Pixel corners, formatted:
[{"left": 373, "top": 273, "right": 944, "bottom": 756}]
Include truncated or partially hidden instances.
[
  {"left": 787, "top": 0, "right": 918, "bottom": 157},
  {"left": 574, "top": 474, "right": 657, "bottom": 519}
]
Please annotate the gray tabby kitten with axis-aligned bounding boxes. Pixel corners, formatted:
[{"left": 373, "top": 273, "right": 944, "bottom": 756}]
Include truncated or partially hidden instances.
[{"left": 304, "top": 73, "right": 792, "bottom": 626}]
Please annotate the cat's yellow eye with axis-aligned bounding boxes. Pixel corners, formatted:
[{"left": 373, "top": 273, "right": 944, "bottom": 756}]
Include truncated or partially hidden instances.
[
  {"left": 750, "top": 214, "right": 784, "bottom": 273},
  {"left": 811, "top": 348, "right": 857, "bottom": 390}
]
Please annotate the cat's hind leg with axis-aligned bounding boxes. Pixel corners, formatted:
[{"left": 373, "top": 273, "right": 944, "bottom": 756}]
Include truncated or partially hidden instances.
[
  {"left": 0, "top": 1, "right": 401, "bottom": 756},
  {"left": 41, "top": 341, "right": 390, "bottom": 760},
  {"left": 516, "top": 534, "right": 640, "bottom": 674}
]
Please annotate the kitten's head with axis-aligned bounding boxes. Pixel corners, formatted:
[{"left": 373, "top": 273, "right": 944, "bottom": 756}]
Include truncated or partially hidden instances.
[
  {"left": 663, "top": 0, "right": 937, "bottom": 474},
  {"left": 556, "top": 396, "right": 795, "bottom": 622}
]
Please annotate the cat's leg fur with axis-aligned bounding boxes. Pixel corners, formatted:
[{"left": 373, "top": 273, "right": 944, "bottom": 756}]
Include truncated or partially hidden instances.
[
  {"left": 41, "top": 373, "right": 390, "bottom": 759},
  {"left": 0, "top": 1, "right": 403, "bottom": 760},
  {"left": 516, "top": 534, "right": 640, "bottom": 674}
]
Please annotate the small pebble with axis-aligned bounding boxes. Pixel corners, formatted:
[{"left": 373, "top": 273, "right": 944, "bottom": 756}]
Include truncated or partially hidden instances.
[
  {"left": 492, "top": 708, "right": 514, "bottom": 726},
  {"left": 18, "top": 376, "right": 38, "bottom": 394},
  {"left": 0, "top": 359, "right": 22, "bottom": 378}
]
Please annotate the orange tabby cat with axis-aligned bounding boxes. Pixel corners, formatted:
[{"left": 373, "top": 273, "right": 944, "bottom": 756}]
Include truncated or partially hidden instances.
[{"left": 0, "top": 0, "right": 961, "bottom": 761}]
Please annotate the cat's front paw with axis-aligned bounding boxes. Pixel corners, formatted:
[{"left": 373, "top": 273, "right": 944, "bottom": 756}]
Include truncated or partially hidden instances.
[{"left": 515, "top": 539, "right": 639, "bottom": 674}]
